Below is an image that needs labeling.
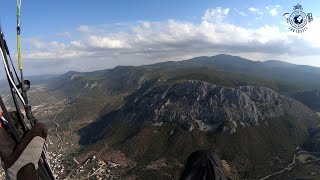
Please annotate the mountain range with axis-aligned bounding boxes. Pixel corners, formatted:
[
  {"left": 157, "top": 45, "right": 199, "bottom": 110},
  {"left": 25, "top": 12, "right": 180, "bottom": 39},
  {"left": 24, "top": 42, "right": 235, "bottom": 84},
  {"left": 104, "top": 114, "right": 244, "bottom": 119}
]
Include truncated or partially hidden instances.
[{"left": 6, "top": 54, "right": 320, "bottom": 179}]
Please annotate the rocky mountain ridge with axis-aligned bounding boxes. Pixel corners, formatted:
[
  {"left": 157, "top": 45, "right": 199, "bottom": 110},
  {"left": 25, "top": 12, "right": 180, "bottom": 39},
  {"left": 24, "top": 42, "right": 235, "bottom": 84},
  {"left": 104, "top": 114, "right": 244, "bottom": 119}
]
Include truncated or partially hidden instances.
[
  {"left": 80, "top": 80, "right": 319, "bottom": 144},
  {"left": 122, "top": 80, "right": 317, "bottom": 134}
]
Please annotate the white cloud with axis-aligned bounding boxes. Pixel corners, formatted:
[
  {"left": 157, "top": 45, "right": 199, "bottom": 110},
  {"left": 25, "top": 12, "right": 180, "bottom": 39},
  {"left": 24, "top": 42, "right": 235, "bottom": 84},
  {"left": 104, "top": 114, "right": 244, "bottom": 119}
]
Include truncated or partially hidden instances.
[
  {"left": 21, "top": 7, "right": 320, "bottom": 75},
  {"left": 77, "top": 25, "right": 103, "bottom": 34},
  {"left": 70, "top": 40, "right": 83, "bottom": 48},
  {"left": 300, "top": 17, "right": 320, "bottom": 48},
  {"left": 77, "top": 25, "right": 91, "bottom": 33},
  {"left": 88, "top": 35, "right": 131, "bottom": 48},
  {"left": 269, "top": 9, "right": 278, "bottom": 16},
  {"left": 248, "top": 7, "right": 263, "bottom": 16},
  {"left": 202, "top": 7, "right": 230, "bottom": 23},
  {"left": 266, "top": 5, "right": 281, "bottom": 17},
  {"left": 234, "top": 8, "right": 248, "bottom": 17},
  {"left": 239, "top": 11, "right": 248, "bottom": 16},
  {"left": 248, "top": 7, "right": 259, "bottom": 12}
]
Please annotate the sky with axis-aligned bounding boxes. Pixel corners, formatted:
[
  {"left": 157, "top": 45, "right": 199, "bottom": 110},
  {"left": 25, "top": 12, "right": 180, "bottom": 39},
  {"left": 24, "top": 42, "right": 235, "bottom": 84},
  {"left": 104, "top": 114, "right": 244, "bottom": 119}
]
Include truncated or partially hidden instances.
[{"left": 0, "top": 0, "right": 319, "bottom": 75}]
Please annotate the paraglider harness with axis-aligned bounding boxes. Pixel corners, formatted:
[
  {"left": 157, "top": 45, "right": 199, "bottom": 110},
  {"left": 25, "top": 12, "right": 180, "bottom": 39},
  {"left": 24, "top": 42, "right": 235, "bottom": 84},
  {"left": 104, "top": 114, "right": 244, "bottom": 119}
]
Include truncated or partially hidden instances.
[{"left": 0, "top": 0, "right": 55, "bottom": 179}]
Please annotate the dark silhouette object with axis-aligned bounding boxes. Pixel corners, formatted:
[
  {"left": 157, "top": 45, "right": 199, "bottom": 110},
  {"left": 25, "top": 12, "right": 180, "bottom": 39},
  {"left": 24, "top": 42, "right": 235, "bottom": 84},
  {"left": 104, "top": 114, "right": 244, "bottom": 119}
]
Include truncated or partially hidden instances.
[{"left": 180, "top": 150, "right": 226, "bottom": 180}]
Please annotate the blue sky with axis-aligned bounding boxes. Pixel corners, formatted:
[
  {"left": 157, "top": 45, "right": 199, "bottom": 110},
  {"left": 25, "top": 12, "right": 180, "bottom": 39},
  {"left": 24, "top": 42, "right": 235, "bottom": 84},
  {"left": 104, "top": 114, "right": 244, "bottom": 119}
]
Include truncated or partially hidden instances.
[{"left": 0, "top": 0, "right": 319, "bottom": 75}]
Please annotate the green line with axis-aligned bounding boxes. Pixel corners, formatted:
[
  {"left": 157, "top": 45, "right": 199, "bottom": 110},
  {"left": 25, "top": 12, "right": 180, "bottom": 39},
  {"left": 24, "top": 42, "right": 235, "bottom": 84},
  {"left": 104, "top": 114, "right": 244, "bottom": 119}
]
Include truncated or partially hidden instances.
[
  {"left": 17, "top": 35, "right": 22, "bottom": 70},
  {"left": 17, "top": 7, "right": 20, "bottom": 17}
]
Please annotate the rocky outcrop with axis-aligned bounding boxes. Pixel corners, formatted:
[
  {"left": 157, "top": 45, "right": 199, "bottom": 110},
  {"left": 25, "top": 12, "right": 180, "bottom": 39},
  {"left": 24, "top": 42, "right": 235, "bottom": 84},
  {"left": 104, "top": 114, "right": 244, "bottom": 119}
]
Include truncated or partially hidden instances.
[{"left": 124, "top": 80, "right": 317, "bottom": 134}]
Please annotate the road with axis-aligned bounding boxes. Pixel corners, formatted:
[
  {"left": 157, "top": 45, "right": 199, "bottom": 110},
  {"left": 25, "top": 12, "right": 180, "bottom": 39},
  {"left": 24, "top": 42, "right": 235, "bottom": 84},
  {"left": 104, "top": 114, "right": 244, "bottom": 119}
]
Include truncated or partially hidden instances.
[
  {"left": 260, "top": 151, "right": 308, "bottom": 180},
  {"left": 54, "top": 114, "right": 62, "bottom": 143}
]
